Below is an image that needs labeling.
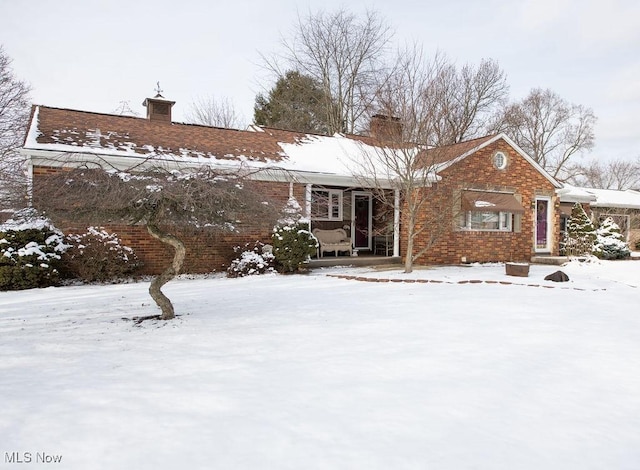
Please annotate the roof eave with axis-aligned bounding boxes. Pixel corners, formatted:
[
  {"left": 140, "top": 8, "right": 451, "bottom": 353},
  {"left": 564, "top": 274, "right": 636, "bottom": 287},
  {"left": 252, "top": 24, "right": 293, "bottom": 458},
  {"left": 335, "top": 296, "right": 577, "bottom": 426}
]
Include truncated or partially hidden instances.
[{"left": 22, "top": 147, "right": 398, "bottom": 189}]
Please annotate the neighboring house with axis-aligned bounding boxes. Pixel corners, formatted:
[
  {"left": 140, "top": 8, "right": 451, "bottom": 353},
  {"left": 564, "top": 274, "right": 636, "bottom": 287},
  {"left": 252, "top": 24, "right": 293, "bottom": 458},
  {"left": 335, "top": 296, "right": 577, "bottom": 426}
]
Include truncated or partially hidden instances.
[
  {"left": 21, "top": 93, "right": 562, "bottom": 273},
  {"left": 558, "top": 185, "right": 640, "bottom": 247}
]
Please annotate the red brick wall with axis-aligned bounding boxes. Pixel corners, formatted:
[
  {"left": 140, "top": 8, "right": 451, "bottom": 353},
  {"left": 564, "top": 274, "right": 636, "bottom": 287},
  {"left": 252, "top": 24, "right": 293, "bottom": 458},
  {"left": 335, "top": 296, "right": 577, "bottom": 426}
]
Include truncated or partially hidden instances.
[
  {"left": 32, "top": 138, "right": 560, "bottom": 270},
  {"left": 32, "top": 166, "right": 299, "bottom": 274},
  {"left": 404, "top": 139, "right": 559, "bottom": 265}
]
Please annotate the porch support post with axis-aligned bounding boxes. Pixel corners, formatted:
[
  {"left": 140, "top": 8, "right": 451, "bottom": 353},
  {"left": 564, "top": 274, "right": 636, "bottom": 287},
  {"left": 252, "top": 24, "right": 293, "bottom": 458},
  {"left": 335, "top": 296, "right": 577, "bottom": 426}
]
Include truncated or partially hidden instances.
[
  {"left": 304, "top": 183, "right": 312, "bottom": 228},
  {"left": 393, "top": 189, "right": 400, "bottom": 257}
]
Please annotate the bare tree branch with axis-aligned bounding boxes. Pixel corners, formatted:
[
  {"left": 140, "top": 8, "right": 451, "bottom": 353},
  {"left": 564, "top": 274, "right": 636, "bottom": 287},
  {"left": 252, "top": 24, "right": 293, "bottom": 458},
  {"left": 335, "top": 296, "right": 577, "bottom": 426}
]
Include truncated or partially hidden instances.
[
  {"left": 32, "top": 159, "right": 281, "bottom": 319},
  {"left": 0, "top": 45, "right": 31, "bottom": 210},
  {"left": 261, "top": 8, "right": 393, "bottom": 134},
  {"left": 185, "top": 95, "right": 244, "bottom": 129},
  {"left": 568, "top": 157, "right": 640, "bottom": 190},
  {"left": 497, "top": 88, "right": 596, "bottom": 179},
  {"left": 426, "top": 56, "right": 509, "bottom": 145}
]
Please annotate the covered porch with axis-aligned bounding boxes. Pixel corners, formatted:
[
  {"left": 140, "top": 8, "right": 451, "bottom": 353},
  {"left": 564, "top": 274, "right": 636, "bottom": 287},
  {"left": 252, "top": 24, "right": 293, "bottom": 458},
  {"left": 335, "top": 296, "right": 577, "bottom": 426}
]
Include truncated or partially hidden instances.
[{"left": 299, "top": 183, "right": 401, "bottom": 259}]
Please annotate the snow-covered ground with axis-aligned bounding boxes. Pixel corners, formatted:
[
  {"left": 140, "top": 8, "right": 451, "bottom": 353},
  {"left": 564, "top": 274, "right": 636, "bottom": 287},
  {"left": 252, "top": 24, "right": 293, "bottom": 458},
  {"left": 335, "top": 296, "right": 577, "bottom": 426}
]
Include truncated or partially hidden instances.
[{"left": 1, "top": 259, "right": 639, "bottom": 469}]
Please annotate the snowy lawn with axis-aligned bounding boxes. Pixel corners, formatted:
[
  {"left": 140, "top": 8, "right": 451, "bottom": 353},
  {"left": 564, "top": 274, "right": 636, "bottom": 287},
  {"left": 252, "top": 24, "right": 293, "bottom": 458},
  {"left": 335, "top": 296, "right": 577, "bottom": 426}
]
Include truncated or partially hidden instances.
[{"left": 1, "top": 260, "right": 639, "bottom": 469}]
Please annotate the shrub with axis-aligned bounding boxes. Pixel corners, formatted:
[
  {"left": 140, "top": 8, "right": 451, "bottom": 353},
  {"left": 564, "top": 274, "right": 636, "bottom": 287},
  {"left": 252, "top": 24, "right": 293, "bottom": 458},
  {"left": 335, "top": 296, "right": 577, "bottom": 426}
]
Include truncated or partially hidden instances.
[
  {"left": 272, "top": 222, "right": 318, "bottom": 273},
  {"left": 63, "top": 227, "right": 140, "bottom": 282},
  {"left": 0, "top": 211, "right": 68, "bottom": 290},
  {"left": 561, "top": 203, "right": 596, "bottom": 256},
  {"left": 226, "top": 242, "right": 275, "bottom": 278},
  {"left": 593, "top": 217, "right": 630, "bottom": 260}
]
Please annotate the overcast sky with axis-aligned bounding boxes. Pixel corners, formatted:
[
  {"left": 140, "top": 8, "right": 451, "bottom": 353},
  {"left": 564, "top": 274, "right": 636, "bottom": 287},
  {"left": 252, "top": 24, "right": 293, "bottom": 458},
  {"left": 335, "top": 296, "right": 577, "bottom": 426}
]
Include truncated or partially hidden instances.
[{"left": 3, "top": 0, "right": 639, "bottom": 162}]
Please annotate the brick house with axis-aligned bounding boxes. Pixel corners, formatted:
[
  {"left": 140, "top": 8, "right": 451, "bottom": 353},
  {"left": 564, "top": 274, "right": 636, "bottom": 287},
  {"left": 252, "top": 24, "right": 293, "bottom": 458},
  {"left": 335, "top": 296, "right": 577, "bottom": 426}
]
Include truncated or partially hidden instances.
[
  {"left": 21, "top": 94, "right": 562, "bottom": 273},
  {"left": 409, "top": 135, "right": 562, "bottom": 264},
  {"left": 558, "top": 185, "right": 640, "bottom": 248}
]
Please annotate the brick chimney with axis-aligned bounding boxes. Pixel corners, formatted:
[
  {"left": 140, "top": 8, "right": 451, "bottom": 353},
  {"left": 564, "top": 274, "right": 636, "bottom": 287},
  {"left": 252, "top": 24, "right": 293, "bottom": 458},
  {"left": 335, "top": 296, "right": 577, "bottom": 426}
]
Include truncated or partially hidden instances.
[
  {"left": 143, "top": 91, "right": 175, "bottom": 123},
  {"left": 369, "top": 114, "right": 402, "bottom": 140}
]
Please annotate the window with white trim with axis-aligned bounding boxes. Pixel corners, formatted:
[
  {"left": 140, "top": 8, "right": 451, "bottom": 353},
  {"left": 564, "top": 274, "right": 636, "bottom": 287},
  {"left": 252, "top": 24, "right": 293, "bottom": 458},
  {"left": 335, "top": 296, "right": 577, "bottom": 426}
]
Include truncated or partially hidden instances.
[
  {"left": 311, "top": 189, "right": 343, "bottom": 221},
  {"left": 493, "top": 151, "right": 507, "bottom": 170},
  {"left": 463, "top": 211, "right": 513, "bottom": 231}
]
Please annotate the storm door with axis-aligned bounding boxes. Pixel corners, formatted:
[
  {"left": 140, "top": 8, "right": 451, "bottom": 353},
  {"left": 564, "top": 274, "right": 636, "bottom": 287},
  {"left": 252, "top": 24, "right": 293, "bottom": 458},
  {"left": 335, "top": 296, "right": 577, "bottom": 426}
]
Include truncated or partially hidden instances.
[
  {"left": 352, "top": 192, "right": 372, "bottom": 250},
  {"left": 535, "top": 197, "right": 551, "bottom": 253}
]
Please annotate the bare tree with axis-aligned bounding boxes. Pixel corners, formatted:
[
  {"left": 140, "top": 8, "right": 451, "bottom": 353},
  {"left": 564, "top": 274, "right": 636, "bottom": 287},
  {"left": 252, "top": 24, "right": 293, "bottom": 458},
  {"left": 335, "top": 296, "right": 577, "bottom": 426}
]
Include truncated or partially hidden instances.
[
  {"left": 112, "top": 100, "right": 140, "bottom": 117},
  {"left": 569, "top": 157, "right": 640, "bottom": 190},
  {"left": 33, "top": 161, "right": 280, "bottom": 320},
  {"left": 0, "top": 45, "right": 31, "bottom": 210},
  {"left": 185, "top": 96, "right": 243, "bottom": 129},
  {"left": 371, "top": 48, "right": 508, "bottom": 145},
  {"left": 498, "top": 88, "right": 596, "bottom": 180},
  {"left": 352, "top": 47, "right": 465, "bottom": 273},
  {"left": 263, "top": 8, "right": 393, "bottom": 134},
  {"left": 423, "top": 55, "right": 509, "bottom": 146}
]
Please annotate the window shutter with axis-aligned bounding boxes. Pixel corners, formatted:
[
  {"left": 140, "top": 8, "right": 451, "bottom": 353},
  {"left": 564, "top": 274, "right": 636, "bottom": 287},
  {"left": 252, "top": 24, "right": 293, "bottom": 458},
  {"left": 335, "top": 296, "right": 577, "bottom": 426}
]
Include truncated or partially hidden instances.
[
  {"left": 513, "top": 194, "right": 522, "bottom": 233},
  {"left": 453, "top": 189, "right": 464, "bottom": 229}
]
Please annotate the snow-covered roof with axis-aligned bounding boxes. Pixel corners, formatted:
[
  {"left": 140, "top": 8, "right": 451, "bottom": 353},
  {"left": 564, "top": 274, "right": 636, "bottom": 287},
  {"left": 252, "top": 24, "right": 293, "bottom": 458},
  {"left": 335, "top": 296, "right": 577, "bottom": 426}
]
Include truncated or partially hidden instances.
[
  {"left": 556, "top": 184, "right": 598, "bottom": 203},
  {"left": 582, "top": 187, "right": 640, "bottom": 209},
  {"left": 559, "top": 184, "right": 640, "bottom": 209},
  {"left": 22, "top": 104, "right": 555, "bottom": 190},
  {"left": 24, "top": 106, "right": 419, "bottom": 187}
]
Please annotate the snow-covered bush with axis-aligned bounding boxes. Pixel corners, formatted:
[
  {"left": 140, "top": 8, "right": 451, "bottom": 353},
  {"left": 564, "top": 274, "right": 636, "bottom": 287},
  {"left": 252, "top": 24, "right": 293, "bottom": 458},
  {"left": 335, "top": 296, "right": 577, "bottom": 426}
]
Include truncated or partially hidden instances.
[
  {"left": 272, "top": 223, "right": 318, "bottom": 273},
  {"left": 271, "top": 197, "right": 317, "bottom": 273},
  {"left": 593, "top": 217, "right": 630, "bottom": 260},
  {"left": 561, "top": 203, "right": 597, "bottom": 257},
  {"left": 226, "top": 242, "right": 275, "bottom": 278},
  {"left": 0, "top": 210, "right": 68, "bottom": 290},
  {"left": 63, "top": 227, "right": 141, "bottom": 282}
]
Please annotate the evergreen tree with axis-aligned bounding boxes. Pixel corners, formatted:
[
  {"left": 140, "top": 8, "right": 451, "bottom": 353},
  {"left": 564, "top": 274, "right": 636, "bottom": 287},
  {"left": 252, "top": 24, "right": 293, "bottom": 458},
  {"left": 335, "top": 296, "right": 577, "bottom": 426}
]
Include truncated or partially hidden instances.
[
  {"left": 562, "top": 203, "right": 596, "bottom": 256},
  {"left": 271, "top": 197, "right": 318, "bottom": 273},
  {"left": 593, "top": 217, "right": 630, "bottom": 259},
  {"left": 254, "top": 71, "right": 333, "bottom": 134}
]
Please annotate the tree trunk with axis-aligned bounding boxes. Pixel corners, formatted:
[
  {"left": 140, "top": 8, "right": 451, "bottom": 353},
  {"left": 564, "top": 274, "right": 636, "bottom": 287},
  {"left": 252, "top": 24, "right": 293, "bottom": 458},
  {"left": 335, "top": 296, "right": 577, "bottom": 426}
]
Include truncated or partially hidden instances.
[
  {"left": 404, "top": 213, "right": 416, "bottom": 274},
  {"left": 146, "top": 223, "right": 186, "bottom": 320},
  {"left": 404, "top": 235, "right": 414, "bottom": 274}
]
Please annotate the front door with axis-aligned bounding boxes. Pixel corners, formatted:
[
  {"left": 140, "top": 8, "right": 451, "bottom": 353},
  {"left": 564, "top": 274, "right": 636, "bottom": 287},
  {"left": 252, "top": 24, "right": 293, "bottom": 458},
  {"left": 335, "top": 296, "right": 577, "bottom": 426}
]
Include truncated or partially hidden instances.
[
  {"left": 535, "top": 197, "right": 551, "bottom": 253},
  {"left": 353, "top": 192, "right": 372, "bottom": 250}
]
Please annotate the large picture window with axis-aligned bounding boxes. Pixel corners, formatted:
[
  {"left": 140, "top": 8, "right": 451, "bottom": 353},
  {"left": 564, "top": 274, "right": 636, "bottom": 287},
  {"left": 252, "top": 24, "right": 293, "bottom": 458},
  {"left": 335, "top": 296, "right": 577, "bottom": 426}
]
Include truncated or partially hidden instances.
[
  {"left": 311, "top": 189, "right": 343, "bottom": 221},
  {"left": 465, "top": 211, "right": 512, "bottom": 231},
  {"left": 459, "top": 190, "right": 524, "bottom": 232}
]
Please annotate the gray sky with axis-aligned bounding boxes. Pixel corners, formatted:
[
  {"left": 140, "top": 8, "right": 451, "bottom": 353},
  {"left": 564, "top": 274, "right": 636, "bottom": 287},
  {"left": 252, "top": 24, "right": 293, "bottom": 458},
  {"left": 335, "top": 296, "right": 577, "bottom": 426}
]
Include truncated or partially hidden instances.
[{"left": 3, "top": 0, "right": 639, "bottom": 162}]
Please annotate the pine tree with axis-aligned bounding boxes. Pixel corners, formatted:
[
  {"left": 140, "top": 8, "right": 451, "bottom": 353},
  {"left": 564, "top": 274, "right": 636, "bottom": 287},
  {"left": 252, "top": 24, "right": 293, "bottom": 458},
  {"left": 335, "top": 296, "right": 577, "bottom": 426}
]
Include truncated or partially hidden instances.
[
  {"left": 271, "top": 197, "right": 318, "bottom": 273},
  {"left": 593, "top": 217, "right": 630, "bottom": 259},
  {"left": 562, "top": 203, "right": 596, "bottom": 256},
  {"left": 254, "top": 71, "right": 333, "bottom": 134}
]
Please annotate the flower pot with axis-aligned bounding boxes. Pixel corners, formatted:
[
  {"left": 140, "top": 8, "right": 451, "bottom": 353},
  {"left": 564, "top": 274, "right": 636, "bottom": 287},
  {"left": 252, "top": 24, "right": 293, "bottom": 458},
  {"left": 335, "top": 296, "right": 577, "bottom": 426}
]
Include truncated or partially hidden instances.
[{"left": 505, "top": 262, "right": 530, "bottom": 277}]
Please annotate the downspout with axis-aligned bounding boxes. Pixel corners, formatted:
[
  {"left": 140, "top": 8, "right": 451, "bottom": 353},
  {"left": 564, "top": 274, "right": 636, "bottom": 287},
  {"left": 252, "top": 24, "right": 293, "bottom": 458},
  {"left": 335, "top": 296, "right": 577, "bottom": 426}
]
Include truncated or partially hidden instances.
[
  {"left": 20, "top": 149, "right": 34, "bottom": 207},
  {"left": 393, "top": 189, "right": 400, "bottom": 257},
  {"left": 305, "top": 183, "right": 312, "bottom": 231}
]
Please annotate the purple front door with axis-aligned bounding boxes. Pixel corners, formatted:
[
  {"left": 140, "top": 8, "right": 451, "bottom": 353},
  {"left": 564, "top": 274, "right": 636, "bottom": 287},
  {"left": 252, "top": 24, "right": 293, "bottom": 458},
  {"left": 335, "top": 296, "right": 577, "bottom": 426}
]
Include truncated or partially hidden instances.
[{"left": 536, "top": 198, "right": 549, "bottom": 251}]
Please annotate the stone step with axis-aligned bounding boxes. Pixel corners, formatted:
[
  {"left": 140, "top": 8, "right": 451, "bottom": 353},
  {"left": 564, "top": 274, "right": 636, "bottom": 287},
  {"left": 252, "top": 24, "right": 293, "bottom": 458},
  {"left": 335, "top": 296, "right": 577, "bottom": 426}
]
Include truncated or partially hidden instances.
[{"left": 531, "top": 256, "right": 569, "bottom": 266}]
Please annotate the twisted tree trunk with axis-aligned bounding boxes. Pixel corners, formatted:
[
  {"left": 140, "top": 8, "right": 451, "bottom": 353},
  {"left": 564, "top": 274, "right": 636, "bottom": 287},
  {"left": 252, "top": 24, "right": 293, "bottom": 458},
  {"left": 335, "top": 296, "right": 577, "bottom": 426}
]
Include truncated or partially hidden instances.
[{"left": 146, "top": 223, "right": 186, "bottom": 320}]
